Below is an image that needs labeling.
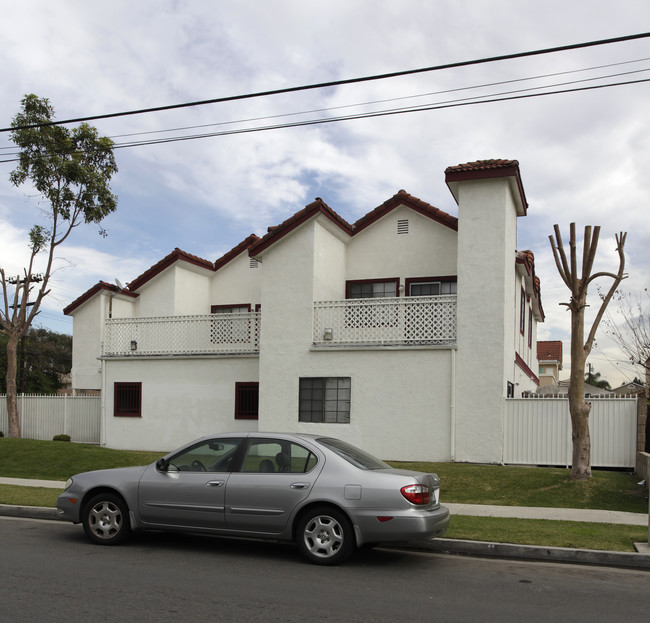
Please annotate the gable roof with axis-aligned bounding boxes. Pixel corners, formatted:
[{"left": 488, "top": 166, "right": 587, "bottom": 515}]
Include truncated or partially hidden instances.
[
  {"left": 249, "top": 197, "right": 353, "bottom": 257},
  {"left": 352, "top": 189, "right": 458, "bottom": 234},
  {"left": 62, "top": 281, "right": 138, "bottom": 316},
  {"left": 64, "top": 240, "right": 259, "bottom": 315},
  {"left": 126, "top": 248, "right": 214, "bottom": 292},
  {"left": 249, "top": 190, "right": 457, "bottom": 257}
]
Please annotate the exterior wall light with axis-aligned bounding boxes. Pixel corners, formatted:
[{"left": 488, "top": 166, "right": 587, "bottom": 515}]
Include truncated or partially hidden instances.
[
  {"left": 130, "top": 340, "right": 138, "bottom": 351},
  {"left": 323, "top": 328, "right": 333, "bottom": 341}
]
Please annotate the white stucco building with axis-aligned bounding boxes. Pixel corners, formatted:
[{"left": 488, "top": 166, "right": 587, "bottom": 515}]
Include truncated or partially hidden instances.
[{"left": 64, "top": 159, "right": 544, "bottom": 461}]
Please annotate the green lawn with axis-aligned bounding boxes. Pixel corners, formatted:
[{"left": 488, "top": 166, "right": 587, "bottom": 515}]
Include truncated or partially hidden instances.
[
  {"left": 388, "top": 461, "right": 649, "bottom": 514},
  {"left": 1, "top": 438, "right": 648, "bottom": 552}
]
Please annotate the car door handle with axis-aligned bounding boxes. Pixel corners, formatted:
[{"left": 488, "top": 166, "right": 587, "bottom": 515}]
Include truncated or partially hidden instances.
[
  {"left": 206, "top": 480, "right": 225, "bottom": 487},
  {"left": 290, "top": 482, "right": 310, "bottom": 489}
]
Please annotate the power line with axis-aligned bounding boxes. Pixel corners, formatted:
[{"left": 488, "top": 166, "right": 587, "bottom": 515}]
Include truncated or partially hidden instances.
[
  {"left": 1, "top": 56, "right": 643, "bottom": 150},
  {"left": 3, "top": 31, "right": 650, "bottom": 133},
  {"left": 0, "top": 76, "right": 647, "bottom": 165}
]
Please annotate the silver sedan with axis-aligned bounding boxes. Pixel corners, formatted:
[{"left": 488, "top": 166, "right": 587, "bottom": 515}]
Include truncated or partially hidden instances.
[{"left": 57, "top": 432, "right": 450, "bottom": 565}]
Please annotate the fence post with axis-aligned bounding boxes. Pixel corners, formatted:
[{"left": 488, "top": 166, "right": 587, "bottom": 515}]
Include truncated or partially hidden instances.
[{"left": 64, "top": 394, "right": 69, "bottom": 438}]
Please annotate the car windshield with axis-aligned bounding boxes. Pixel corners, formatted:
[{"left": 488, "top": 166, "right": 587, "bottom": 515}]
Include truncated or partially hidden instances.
[{"left": 317, "top": 438, "right": 390, "bottom": 470}]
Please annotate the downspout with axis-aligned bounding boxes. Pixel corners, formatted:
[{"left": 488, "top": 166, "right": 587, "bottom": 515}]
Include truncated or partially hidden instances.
[
  {"left": 450, "top": 348, "right": 456, "bottom": 462},
  {"left": 100, "top": 356, "right": 106, "bottom": 446}
]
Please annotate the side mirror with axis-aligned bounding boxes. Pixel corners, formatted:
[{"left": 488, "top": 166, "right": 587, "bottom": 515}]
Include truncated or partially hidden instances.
[{"left": 156, "top": 458, "right": 169, "bottom": 471}]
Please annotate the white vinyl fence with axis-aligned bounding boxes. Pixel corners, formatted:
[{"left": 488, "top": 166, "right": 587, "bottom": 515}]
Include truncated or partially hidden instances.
[
  {"left": 504, "top": 397, "right": 637, "bottom": 468},
  {"left": 0, "top": 395, "right": 101, "bottom": 443}
]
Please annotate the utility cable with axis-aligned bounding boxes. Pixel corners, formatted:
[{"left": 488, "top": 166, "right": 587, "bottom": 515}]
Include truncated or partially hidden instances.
[{"left": 2, "top": 31, "right": 649, "bottom": 132}]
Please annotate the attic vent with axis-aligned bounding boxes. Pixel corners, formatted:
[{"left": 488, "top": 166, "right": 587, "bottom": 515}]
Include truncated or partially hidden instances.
[
  {"left": 397, "top": 219, "right": 409, "bottom": 235},
  {"left": 249, "top": 258, "right": 260, "bottom": 269}
]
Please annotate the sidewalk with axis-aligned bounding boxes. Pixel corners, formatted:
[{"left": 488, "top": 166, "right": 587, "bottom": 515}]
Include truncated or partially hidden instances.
[{"left": 1, "top": 477, "right": 648, "bottom": 568}]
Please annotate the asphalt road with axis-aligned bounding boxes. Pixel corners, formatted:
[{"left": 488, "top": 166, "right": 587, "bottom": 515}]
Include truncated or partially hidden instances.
[{"left": 2, "top": 516, "right": 649, "bottom": 623}]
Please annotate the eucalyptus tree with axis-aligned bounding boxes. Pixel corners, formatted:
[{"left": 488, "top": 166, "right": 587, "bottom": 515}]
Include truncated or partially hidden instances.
[{"left": 1, "top": 94, "right": 118, "bottom": 437}]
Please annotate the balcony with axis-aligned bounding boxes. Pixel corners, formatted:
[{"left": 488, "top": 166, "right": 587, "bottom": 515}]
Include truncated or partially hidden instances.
[
  {"left": 313, "top": 295, "right": 456, "bottom": 347},
  {"left": 103, "top": 313, "right": 261, "bottom": 357},
  {"left": 101, "top": 296, "right": 456, "bottom": 357}
]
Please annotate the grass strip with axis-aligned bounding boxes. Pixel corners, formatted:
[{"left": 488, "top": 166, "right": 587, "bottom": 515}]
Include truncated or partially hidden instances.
[
  {"left": 0, "top": 485, "right": 61, "bottom": 508},
  {"left": 389, "top": 461, "right": 649, "bottom": 514},
  {"left": 445, "top": 515, "right": 647, "bottom": 553}
]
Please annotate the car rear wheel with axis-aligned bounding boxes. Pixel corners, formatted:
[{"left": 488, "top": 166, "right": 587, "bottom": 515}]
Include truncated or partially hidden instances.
[
  {"left": 82, "top": 493, "right": 131, "bottom": 545},
  {"left": 297, "top": 506, "right": 354, "bottom": 565}
]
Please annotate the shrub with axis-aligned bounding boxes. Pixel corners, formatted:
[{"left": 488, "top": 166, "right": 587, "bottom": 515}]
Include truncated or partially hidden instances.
[{"left": 52, "top": 434, "right": 71, "bottom": 442}]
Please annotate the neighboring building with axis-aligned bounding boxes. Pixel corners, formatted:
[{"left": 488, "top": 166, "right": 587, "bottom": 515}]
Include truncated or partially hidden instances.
[
  {"left": 611, "top": 382, "right": 645, "bottom": 397},
  {"left": 537, "top": 340, "right": 563, "bottom": 387},
  {"left": 63, "top": 159, "right": 544, "bottom": 462},
  {"left": 535, "top": 379, "right": 613, "bottom": 397}
]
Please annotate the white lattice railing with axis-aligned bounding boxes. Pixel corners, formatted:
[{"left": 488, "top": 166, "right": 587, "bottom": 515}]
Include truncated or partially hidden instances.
[
  {"left": 313, "top": 295, "right": 456, "bottom": 346},
  {"left": 103, "top": 313, "right": 261, "bottom": 357}
]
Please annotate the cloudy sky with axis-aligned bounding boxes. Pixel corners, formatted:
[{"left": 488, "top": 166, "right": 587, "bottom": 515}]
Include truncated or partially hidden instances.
[{"left": 1, "top": 1, "right": 648, "bottom": 387}]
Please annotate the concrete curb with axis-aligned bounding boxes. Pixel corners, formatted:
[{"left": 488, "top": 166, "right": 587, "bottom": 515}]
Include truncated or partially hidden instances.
[
  {"left": 2, "top": 504, "right": 649, "bottom": 569},
  {"left": 0, "top": 504, "right": 59, "bottom": 521},
  {"left": 403, "top": 538, "right": 650, "bottom": 570}
]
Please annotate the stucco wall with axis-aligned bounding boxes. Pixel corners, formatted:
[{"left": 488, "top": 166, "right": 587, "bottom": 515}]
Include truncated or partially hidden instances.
[
  {"left": 103, "top": 356, "right": 259, "bottom": 451},
  {"left": 209, "top": 251, "right": 263, "bottom": 306},
  {"left": 257, "top": 214, "right": 457, "bottom": 461},
  {"left": 346, "top": 206, "right": 457, "bottom": 280},
  {"left": 455, "top": 178, "right": 515, "bottom": 463},
  {"left": 70, "top": 295, "right": 104, "bottom": 391}
]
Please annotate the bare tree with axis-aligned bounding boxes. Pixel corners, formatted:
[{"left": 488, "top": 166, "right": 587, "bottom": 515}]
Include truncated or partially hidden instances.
[
  {"left": 1, "top": 94, "right": 117, "bottom": 437},
  {"left": 549, "top": 223, "right": 627, "bottom": 480},
  {"left": 602, "top": 289, "right": 650, "bottom": 394}
]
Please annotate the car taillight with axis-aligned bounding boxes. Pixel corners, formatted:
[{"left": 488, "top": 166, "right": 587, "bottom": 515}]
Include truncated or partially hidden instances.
[{"left": 400, "top": 484, "right": 430, "bottom": 505}]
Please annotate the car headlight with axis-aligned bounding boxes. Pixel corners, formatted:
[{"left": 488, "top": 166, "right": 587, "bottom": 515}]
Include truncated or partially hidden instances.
[{"left": 64, "top": 478, "right": 73, "bottom": 490}]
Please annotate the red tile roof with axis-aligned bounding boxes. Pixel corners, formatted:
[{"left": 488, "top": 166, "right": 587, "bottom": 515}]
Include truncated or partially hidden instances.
[
  {"left": 445, "top": 159, "right": 520, "bottom": 174},
  {"left": 516, "top": 250, "right": 544, "bottom": 320},
  {"left": 537, "top": 340, "right": 563, "bottom": 363},
  {"left": 63, "top": 281, "right": 138, "bottom": 316},
  {"left": 352, "top": 189, "right": 457, "bottom": 234},
  {"left": 213, "top": 234, "right": 260, "bottom": 271},
  {"left": 249, "top": 198, "right": 354, "bottom": 256},
  {"left": 250, "top": 190, "right": 457, "bottom": 256},
  {"left": 126, "top": 248, "right": 214, "bottom": 292},
  {"left": 445, "top": 159, "right": 528, "bottom": 216}
]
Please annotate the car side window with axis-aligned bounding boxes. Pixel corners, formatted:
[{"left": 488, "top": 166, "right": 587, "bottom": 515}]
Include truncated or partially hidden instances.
[
  {"left": 241, "top": 439, "right": 318, "bottom": 473},
  {"left": 168, "top": 438, "right": 243, "bottom": 473}
]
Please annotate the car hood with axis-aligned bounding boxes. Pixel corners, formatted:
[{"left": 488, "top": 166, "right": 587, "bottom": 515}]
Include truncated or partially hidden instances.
[{"left": 71, "top": 465, "right": 149, "bottom": 484}]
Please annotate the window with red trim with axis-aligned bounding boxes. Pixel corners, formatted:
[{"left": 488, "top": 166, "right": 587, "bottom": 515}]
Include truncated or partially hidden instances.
[
  {"left": 406, "top": 276, "right": 457, "bottom": 296},
  {"left": 346, "top": 278, "right": 399, "bottom": 299},
  {"left": 114, "top": 382, "right": 141, "bottom": 417},
  {"left": 520, "top": 288, "right": 526, "bottom": 335},
  {"left": 235, "top": 382, "right": 259, "bottom": 419},
  {"left": 528, "top": 308, "right": 533, "bottom": 348}
]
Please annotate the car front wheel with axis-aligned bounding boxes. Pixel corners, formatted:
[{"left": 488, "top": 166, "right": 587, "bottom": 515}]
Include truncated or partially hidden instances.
[
  {"left": 297, "top": 507, "right": 354, "bottom": 565},
  {"left": 82, "top": 493, "right": 131, "bottom": 545}
]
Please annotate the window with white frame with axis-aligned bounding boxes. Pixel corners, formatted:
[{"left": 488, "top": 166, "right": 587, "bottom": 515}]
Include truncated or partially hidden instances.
[
  {"left": 346, "top": 279, "right": 398, "bottom": 299},
  {"left": 299, "top": 377, "right": 351, "bottom": 423},
  {"left": 407, "top": 277, "right": 457, "bottom": 296}
]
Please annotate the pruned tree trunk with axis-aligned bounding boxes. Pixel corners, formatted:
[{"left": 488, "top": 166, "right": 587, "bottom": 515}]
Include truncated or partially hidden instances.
[
  {"left": 549, "top": 224, "right": 626, "bottom": 480},
  {"left": 568, "top": 292, "right": 591, "bottom": 478},
  {"left": 5, "top": 332, "right": 21, "bottom": 437}
]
